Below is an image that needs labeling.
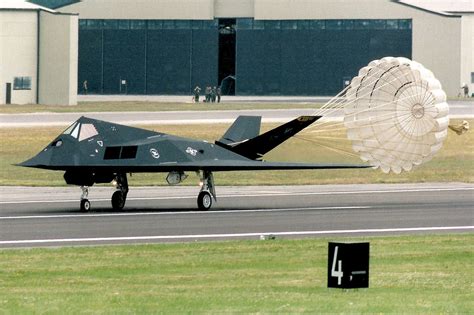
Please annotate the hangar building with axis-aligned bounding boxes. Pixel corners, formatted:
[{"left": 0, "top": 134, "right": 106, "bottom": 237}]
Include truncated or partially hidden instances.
[
  {"left": 0, "top": 0, "right": 78, "bottom": 105},
  {"left": 4, "top": 0, "right": 473, "bottom": 103},
  {"left": 50, "top": 0, "right": 472, "bottom": 98}
]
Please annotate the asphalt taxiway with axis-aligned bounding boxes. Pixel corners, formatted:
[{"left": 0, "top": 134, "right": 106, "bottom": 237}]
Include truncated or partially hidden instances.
[{"left": 0, "top": 183, "right": 472, "bottom": 248}]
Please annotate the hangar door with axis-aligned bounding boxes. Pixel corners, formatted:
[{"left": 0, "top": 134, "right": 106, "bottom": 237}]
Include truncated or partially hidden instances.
[
  {"left": 78, "top": 20, "right": 218, "bottom": 94},
  {"left": 235, "top": 19, "right": 412, "bottom": 96}
]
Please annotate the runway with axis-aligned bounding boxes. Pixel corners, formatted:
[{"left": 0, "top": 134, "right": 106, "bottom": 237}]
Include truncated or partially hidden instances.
[{"left": 0, "top": 183, "right": 472, "bottom": 248}]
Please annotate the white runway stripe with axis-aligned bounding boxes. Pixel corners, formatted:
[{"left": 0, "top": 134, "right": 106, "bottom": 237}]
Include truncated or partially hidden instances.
[
  {"left": 0, "top": 187, "right": 472, "bottom": 205},
  {"left": 0, "top": 226, "right": 472, "bottom": 245}
]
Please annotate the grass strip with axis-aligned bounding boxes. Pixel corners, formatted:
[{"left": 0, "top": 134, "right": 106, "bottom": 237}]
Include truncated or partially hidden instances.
[
  {"left": 0, "top": 102, "right": 321, "bottom": 114},
  {"left": 0, "top": 234, "right": 472, "bottom": 313},
  {"left": 1, "top": 120, "right": 472, "bottom": 186}
]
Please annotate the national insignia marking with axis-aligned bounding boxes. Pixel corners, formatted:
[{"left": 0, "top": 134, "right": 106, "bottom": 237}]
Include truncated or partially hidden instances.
[{"left": 150, "top": 148, "right": 160, "bottom": 159}]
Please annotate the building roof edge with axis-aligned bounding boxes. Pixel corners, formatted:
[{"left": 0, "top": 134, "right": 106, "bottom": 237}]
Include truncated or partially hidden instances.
[{"left": 392, "top": 0, "right": 462, "bottom": 18}]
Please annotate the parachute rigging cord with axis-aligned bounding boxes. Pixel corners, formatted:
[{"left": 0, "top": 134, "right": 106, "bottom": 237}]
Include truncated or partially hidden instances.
[{"left": 304, "top": 57, "right": 450, "bottom": 174}]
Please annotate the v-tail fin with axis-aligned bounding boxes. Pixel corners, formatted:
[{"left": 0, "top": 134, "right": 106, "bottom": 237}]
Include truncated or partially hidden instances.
[{"left": 218, "top": 116, "right": 261, "bottom": 145}]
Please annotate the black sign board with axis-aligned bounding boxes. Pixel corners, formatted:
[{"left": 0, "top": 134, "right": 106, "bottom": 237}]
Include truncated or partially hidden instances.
[{"left": 327, "top": 242, "right": 370, "bottom": 289}]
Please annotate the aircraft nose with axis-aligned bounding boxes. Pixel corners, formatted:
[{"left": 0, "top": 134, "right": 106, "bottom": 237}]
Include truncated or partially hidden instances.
[{"left": 17, "top": 148, "right": 53, "bottom": 168}]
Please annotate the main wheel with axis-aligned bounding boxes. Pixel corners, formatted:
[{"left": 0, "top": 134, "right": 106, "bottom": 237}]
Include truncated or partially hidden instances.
[
  {"left": 197, "top": 191, "right": 212, "bottom": 210},
  {"left": 80, "top": 199, "right": 91, "bottom": 212},
  {"left": 111, "top": 191, "right": 126, "bottom": 210}
]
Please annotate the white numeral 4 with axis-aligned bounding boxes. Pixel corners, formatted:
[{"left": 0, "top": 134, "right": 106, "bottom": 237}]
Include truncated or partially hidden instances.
[{"left": 331, "top": 246, "right": 343, "bottom": 285}]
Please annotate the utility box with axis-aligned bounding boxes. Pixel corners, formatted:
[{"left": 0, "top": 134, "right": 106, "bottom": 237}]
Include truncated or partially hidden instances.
[
  {"left": 5, "top": 82, "right": 11, "bottom": 104},
  {"left": 327, "top": 242, "right": 370, "bottom": 289}
]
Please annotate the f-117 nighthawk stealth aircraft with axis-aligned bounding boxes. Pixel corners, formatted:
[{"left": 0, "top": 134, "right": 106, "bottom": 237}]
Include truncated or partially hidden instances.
[{"left": 19, "top": 115, "right": 369, "bottom": 211}]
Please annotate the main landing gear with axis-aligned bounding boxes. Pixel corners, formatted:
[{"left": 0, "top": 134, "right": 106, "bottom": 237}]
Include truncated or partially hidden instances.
[
  {"left": 198, "top": 170, "right": 216, "bottom": 210},
  {"left": 78, "top": 172, "right": 215, "bottom": 211},
  {"left": 79, "top": 173, "right": 129, "bottom": 212},
  {"left": 111, "top": 173, "right": 129, "bottom": 211}
]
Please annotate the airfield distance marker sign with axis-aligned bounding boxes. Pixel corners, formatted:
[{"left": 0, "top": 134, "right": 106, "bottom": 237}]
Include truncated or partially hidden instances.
[{"left": 327, "top": 242, "right": 370, "bottom": 289}]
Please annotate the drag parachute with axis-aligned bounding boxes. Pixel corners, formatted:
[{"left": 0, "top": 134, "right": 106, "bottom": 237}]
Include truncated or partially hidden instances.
[{"left": 343, "top": 57, "right": 449, "bottom": 174}]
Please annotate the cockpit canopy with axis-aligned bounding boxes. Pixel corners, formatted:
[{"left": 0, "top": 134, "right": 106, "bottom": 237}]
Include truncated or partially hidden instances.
[{"left": 63, "top": 122, "right": 99, "bottom": 141}]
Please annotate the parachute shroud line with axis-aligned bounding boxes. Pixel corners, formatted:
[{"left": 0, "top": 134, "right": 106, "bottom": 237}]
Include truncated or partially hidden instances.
[{"left": 307, "top": 57, "right": 450, "bottom": 174}]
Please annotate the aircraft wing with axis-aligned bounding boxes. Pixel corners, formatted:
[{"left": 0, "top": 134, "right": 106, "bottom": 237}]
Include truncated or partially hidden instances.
[
  {"left": 21, "top": 160, "right": 370, "bottom": 172},
  {"left": 137, "top": 160, "right": 372, "bottom": 172}
]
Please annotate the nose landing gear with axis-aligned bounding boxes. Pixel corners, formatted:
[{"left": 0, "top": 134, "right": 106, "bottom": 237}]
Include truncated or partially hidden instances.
[
  {"left": 78, "top": 173, "right": 129, "bottom": 212},
  {"left": 80, "top": 186, "right": 91, "bottom": 211}
]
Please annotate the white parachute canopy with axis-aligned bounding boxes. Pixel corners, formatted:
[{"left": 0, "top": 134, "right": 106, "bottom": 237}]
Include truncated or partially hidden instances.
[{"left": 343, "top": 57, "right": 449, "bottom": 174}]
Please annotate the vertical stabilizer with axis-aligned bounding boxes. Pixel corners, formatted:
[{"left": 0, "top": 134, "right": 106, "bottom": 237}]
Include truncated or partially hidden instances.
[
  {"left": 218, "top": 116, "right": 261, "bottom": 145},
  {"left": 217, "top": 116, "right": 322, "bottom": 160}
]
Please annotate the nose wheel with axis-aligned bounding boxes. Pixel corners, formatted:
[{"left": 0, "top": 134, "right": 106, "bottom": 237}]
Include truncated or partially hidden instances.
[
  {"left": 78, "top": 174, "right": 129, "bottom": 212},
  {"left": 80, "top": 198, "right": 91, "bottom": 212},
  {"left": 80, "top": 186, "right": 90, "bottom": 212}
]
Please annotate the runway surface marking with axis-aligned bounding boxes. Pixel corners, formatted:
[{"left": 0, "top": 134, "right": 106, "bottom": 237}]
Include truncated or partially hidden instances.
[
  {"left": 0, "top": 206, "right": 371, "bottom": 220},
  {"left": 1, "top": 187, "right": 472, "bottom": 205},
  {"left": 1, "top": 226, "right": 472, "bottom": 245}
]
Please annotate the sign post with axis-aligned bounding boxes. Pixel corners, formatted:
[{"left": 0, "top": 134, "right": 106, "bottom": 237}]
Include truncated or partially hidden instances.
[{"left": 327, "top": 242, "right": 370, "bottom": 289}]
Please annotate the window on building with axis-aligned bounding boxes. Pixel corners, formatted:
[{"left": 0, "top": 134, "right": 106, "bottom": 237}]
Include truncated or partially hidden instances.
[
  {"left": 203, "top": 19, "right": 218, "bottom": 29},
  {"left": 265, "top": 20, "right": 280, "bottom": 30},
  {"left": 118, "top": 20, "right": 130, "bottom": 30},
  {"left": 281, "top": 20, "right": 297, "bottom": 30},
  {"left": 87, "top": 19, "right": 103, "bottom": 29},
  {"left": 162, "top": 20, "right": 175, "bottom": 29},
  {"left": 103, "top": 20, "right": 118, "bottom": 29},
  {"left": 148, "top": 20, "right": 163, "bottom": 29},
  {"left": 386, "top": 20, "right": 399, "bottom": 30},
  {"left": 398, "top": 19, "right": 412, "bottom": 30},
  {"left": 191, "top": 20, "right": 203, "bottom": 29},
  {"left": 79, "top": 17, "right": 412, "bottom": 33},
  {"left": 471, "top": 72, "right": 474, "bottom": 83},
  {"left": 326, "top": 20, "right": 343, "bottom": 30},
  {"left": 79, "top": 20, "right": 87, "bottom": 29},
  {"left": 175, "top": 20, "right": 190, "bottom": 29},
  {"left": 310, "top": 20, "right": 326, "bottom": 30},
  {"left": 343, "top": 20, "right": 354, "bottom": 30},
  {"left": 253, "top": 20, "right": 264, "bottom": 30},
  {"left": 372, "top": 19, "right": 386, "bottom": 29},
  {"left": 130, "top": 20, "right": 146, "bottom": 30},
  {"left": 13, "top": 77, "right": 31, "bottom": 90},
  {"left": 236, "top": 19, "right": 253, "bottom": 30},
  {"left": 297, "top": 20, "right": 310, "bottom": 30},
  {"left": 354, "top": 20, "right": 370, "bottom": 30}
]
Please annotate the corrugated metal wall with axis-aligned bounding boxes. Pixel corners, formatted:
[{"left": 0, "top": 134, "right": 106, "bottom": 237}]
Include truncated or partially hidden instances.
[
  {"left": 235, "top": 19, "right": 412, "bottom": 95},
  {"left": 78, "top": 20, "right": 218, "bottom": 94},
  {"left": 78, "top": 18, "right": 411, "bottom": 95}
]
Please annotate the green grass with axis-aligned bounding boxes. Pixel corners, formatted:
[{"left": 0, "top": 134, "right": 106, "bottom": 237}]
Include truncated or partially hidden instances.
[
  {"left": 0, "top": 234, "right": 472, "bottom": 313},
  {"left": 0, "top": 101, "right": 321, "bottom": 114},
  {"left": 1, "top": 120, "right": 472, "bottom": 186}
]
